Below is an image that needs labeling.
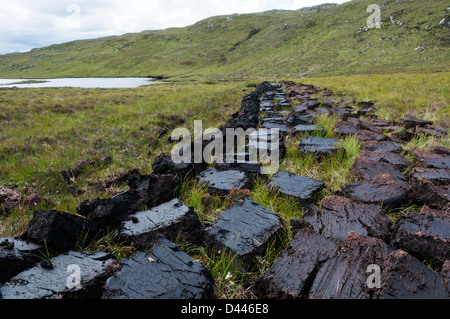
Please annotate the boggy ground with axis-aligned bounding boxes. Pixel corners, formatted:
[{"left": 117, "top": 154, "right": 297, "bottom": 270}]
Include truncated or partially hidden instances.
[{"left": 0, "top": 73, "right": 449, "bottom": 299}]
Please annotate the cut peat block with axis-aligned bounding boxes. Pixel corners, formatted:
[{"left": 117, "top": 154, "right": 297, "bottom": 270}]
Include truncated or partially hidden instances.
[
  {"left": 119, "top": 199, "right": 203, "bottom": 250},
  {"left": 0, "top": 251, "right": 117, "bottom": 299},
  {"left": 0, "top": 238, "right": 42, "bottom": 284},
  {"left": 20, "top": 210, "right": 99, "bottom": 254},
  {"left": 204, "top": 198, "right": 283, "bottom": 271},
  {"left": 76, "top": 173, "right": 180, "bottom": 227},
  {"left": 409, "top": 148, "right": 450, "bottom": 199},
  {"left": 298, "top": 137, "right": 345, "bottom": 159},
  {"left": 342, "top": 174, "right": 407, "bottom": 209},
  {"left": 260, "top": 101, "right": 275, "bottom": 108},
  {"left": 356, "top": 130, "right": 389, "bottom": 142},
  {"left": 293, "top": 104, "right": 308, "bottom": 114},
  {"left": 352, "top": 157, "right": 408, "bottom": 189},
  {"left": 261, "top": 122, "right": 291, "bottom": 134},
  {"left": 256, "top": 231, "right": 449, "bottom": 299},
  {"left": 414, "top": 149, "right": 450, "bottom": 170},
  {"left": 104, "top": 238, "right": 214, "bottom": 299},
  {"left": 76, "top": 190, "right": 140, "bottom": 227},
  {"left": 286, "top": 113, "right": 313, "bottom": 126},
  {"left": 303, "top": 196, "right": 391, "bottom": 242},
  {"left": 390, "top": 206, "right": 450, "bottom": 266},
  {"left": 299, "top": 136, "right": 340, "bottom": 147},
  {"left": 332, "top": 107, "right": 356, "bottom": 118},
  {"left": 308, "top": 233, "right": 393, "bottom": 299},
  {"left": 407, "top": 182, "right": 450, "bottom": 211},
  {"left": 261, "top": 117, "right": 284, "bottom": 125},
  {"left": 334, "top": 121, "right": 359, "bottom": 136},
  {"left": 410, "top": 167, "right": 450, "bottom": 185},
  {"left": 247, "top": 129, "right": 285, "bottom": 158},
  {"left": 249, "top": 128, "right": 283, "bottom": 142},
  {"left": 416, "top": 125, "right": 448, "bottom": 138},
  {"left": 361, "top": 141, "right": 403, "bottom": 154},
  {"left": 252, "top": 225, "right": 339, "bottom": 299},
  {"left": 268, "top": 171, "right": 325, "bottom": 203},
  {"left": 375, "top": 249, "right": 449, "bottom": 299},
  {"left": 293, "top": 124, "right": 324, "bottom": 135},
  {"left": 403, "top": 118, "right": 433, "bottom": 130},
  {"left": 359, "top": 150, "right": 411, "bottom": 170}
]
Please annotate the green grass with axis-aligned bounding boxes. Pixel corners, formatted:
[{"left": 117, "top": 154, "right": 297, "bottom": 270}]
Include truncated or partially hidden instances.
[
  {"left": 304, "top": 72, "right": 450, "bottom": 126},
  {"left": 180, "top": 243, "right": 250, "bottom": 299},
  {"left": 251, "top": 177, "right": 304, "bottom": 222},
  {"left": 179, "top": 179, "right": 233, "bottom": 225},
  {"left": 82, "top": 230, "right": 137, "bottom": 260}
]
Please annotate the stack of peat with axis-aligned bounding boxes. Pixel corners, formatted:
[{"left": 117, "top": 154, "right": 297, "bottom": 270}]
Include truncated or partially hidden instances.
[{"left": 0, "top": 81, "right": 448, "bottom": 299}]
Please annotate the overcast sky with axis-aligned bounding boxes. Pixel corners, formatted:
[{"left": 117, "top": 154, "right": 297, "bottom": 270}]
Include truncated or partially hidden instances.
[{"left": 0, "top": 0, "right": 349, "bottom": 54}]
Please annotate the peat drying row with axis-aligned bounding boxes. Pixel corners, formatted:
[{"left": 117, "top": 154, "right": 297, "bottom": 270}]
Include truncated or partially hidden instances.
[{"left": 0, "top": 81, "right": 449, "bottom": 299}]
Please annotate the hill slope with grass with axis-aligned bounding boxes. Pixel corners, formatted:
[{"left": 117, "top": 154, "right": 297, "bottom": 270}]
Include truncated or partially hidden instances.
[{"left": 0, "top": 0, "right": 449, "bottom": 80}]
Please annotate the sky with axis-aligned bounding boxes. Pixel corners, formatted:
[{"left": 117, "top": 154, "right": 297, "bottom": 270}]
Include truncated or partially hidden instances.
[{"left": 0, "top": 0, "right": 349, "bottom": 54}]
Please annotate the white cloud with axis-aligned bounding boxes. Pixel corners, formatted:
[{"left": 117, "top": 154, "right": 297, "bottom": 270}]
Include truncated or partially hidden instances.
[{"left": 0, "top": 0, "right": 349, "bottom": 54}]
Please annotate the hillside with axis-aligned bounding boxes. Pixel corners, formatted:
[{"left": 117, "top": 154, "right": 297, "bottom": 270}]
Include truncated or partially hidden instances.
[{"left": 0, "top": 0, "right": 449, "bottom": 80}]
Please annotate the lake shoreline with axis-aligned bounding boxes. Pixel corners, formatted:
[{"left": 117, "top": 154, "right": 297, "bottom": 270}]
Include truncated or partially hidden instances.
[{"left": 0, "top": 77, "right": 162, "bottom": 89}]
